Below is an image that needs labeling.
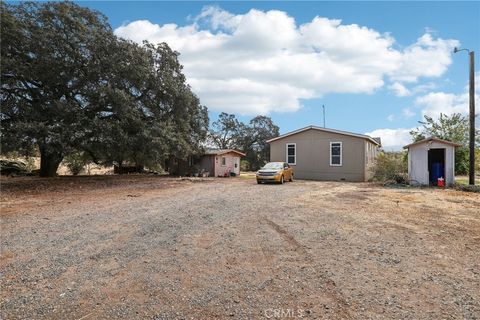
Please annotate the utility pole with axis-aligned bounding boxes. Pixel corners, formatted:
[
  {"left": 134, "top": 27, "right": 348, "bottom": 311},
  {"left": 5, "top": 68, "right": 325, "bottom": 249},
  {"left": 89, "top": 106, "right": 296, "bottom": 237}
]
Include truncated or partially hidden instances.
[
  {"left": 322, "top": 104, "right": 326, "bottom": 128},
  {"left": 454, "top": 47, "right": 476, "bottom": 185},
  {"left": 468, "top": 51, "right": 475, "bottom": 185}
]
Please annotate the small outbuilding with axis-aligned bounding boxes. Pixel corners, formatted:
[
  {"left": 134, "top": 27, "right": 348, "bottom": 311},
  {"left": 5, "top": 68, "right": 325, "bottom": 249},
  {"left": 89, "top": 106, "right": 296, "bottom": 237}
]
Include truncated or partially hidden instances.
[
  {"left": 200, "top": 149, "right": 245, "bottom": 177},
  {"left": 404, "top": 137, "right": 462, "bottom": 186},
  {"left": 165, "top": 149, "right": 245, "bottom": 177}
]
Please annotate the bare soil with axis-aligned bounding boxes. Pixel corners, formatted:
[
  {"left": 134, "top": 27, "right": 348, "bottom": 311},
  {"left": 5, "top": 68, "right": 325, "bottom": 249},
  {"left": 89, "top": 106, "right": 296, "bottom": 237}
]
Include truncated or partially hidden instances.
[{"left": 1, "top": 176, "right": 479, "bottom": 319}]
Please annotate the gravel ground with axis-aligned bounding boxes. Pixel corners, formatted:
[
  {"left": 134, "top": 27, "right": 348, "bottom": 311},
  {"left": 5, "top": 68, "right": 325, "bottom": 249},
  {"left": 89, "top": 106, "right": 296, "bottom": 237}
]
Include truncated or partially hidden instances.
[{"left": 1, "top": 176, "right": 479, "bottom": 319}]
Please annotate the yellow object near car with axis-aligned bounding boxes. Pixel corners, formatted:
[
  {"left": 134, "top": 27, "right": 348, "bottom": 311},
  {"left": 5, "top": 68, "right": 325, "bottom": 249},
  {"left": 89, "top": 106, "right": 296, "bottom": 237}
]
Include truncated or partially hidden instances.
[{"left": 256, "top": 162, "right": 294, "bottom": 184}]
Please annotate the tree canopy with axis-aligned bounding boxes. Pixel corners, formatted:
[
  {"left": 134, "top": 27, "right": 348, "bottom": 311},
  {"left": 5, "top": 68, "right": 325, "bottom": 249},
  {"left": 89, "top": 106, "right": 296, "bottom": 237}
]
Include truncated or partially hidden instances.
[
  {"left": 209, "top": 113, "right": 246, "bottom": 149},
  {"left": 209, "top": 113, "right": 279, "bottom": 170},
  {"left": 1, "top": 2, "right": 208, "bottom": 176}
]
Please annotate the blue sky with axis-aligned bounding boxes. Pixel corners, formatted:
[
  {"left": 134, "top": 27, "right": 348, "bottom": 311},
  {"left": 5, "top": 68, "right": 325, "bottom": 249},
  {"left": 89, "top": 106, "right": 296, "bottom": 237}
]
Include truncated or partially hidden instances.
[{"left": 82, "top": 1, "right": 479, "bottom": 150}]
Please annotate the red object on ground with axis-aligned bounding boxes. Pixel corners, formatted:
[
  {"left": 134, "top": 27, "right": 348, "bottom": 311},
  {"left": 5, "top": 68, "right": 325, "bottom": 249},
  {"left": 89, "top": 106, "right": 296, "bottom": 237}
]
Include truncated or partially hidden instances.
[{"left": 437, "top": 177, "right": 445, "bottom": 187}]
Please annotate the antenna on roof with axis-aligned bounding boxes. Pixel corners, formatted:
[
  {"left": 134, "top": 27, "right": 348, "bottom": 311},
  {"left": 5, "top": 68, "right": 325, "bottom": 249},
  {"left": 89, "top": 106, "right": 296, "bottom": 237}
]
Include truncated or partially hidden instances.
[{"left": 322, "top": 105, "right": 326, "bottom": 128}]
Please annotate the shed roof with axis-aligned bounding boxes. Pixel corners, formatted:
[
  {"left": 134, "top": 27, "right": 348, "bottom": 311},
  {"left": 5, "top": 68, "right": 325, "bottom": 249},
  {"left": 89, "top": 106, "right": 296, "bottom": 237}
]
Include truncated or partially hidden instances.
[
  {"left": 403, "top": 137, "right": 462, "bottom": 149},
  {"left": 204, "top": 149, "right": 246, "bottom": 157},
  {"left": 266, "top": 125, "right": 381, "bottom": 146}
]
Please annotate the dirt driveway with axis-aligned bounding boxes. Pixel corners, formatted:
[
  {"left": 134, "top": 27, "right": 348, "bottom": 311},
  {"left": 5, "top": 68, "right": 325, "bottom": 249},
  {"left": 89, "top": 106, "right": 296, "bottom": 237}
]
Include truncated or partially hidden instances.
[{"left": 1, "top": 176, "right": 479, "bottom": 319}]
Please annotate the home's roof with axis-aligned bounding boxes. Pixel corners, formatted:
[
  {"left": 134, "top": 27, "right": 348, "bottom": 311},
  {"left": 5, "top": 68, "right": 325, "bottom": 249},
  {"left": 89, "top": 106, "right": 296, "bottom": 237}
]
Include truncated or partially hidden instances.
[
  {"left": 403, "top": 137, "right": 462, "bottom": 149},
  {"left": 204, "top": 149, "right": 246, "bottom": 157},
  {"left": 372, "top": 137, "right": 382, "bottom": 145},
  {"left": 266, "top": 125, "right": 381, "bottom": 146}
]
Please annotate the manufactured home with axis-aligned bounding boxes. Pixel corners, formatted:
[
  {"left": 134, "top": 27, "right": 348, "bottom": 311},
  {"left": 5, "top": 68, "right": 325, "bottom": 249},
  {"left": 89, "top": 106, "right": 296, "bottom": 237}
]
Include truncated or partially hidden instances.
[{"left": 267, "top": 126, "right": 381, "bottom": 181}]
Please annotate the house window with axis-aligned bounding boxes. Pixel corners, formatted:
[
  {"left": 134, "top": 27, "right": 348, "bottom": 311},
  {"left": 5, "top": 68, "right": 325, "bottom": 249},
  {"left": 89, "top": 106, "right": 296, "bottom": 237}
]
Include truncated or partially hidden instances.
[
  {"left": 221, "top": 156, "right": 226, "bottom": 166},
  {"left": 286, "top": 143, "right": 296, "bottom": 165},
  {"left": 330, "top": 142, "right": 342, "bottom": 166}
]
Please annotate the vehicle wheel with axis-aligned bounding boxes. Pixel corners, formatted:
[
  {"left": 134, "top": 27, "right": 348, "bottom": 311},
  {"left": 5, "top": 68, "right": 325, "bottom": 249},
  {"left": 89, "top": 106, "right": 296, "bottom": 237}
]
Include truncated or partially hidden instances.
[
  {"left": 289, "top": 174, "right": 294, "bottom": 182},
  {"left": 280, "top": 175, "right": 284, "bottom": 184},
  {"left": 257, "top": 180, "right": 262, "bottom": 184}
]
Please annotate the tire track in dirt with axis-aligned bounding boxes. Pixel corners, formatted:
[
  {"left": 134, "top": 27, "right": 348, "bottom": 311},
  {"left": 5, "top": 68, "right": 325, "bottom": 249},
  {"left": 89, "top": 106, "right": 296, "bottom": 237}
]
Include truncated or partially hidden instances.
[
  {"left": 261, "top": 216, "right": 353, "bottom": 319},
  {"left": 262, "top": 217, "right": 308, "bottom": 255}
]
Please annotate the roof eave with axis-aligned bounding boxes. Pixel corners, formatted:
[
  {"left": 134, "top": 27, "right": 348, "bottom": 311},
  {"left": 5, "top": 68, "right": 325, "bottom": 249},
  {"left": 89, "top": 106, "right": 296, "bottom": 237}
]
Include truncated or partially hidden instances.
[
  {"left": 403, "top": 137, "right": 463, "bottom": 148},
  {"left": 206, "top": 149, "right": 246, "bottom": 157},
  {"left": 266, "top": 125, "right": 380, "bottom": 146}
]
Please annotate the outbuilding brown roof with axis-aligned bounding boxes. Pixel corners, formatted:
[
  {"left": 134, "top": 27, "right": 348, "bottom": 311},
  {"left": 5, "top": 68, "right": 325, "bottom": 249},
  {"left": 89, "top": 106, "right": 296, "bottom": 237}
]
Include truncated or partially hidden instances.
[
  {"left": 403, "top": 137, "right": 462, "bottom": 149},
  {"left": 203, "top": 149, "right": 246, "bottom": 157}
]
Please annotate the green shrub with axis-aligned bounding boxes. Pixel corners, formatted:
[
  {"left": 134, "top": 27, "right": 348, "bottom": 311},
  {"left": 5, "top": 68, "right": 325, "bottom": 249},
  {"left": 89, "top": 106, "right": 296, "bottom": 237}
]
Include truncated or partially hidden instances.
[
  {"left": 455, "top": 147, "right": 469, "bottom": 175},
  {"left": 240, "top": 159, "right": 250, "bottom": 172},
  {"left": 372, "top": 152, "right": 408, "bottom": 183},
  {"left": 63, "top": 152, "right": 89, "bottom": 175}
]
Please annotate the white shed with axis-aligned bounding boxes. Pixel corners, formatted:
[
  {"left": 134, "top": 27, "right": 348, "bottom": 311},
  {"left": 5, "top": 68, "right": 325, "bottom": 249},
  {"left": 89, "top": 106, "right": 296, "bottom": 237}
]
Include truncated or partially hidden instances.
[{"left": 404, "top": 137, "right": 461, "bottom": 186}]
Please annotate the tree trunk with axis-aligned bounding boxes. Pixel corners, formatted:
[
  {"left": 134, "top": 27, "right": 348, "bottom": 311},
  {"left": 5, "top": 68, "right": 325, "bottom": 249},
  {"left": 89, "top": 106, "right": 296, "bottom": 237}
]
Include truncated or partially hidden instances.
[{"left": 39, "top": 146, "right": 63, "bottom": 177}]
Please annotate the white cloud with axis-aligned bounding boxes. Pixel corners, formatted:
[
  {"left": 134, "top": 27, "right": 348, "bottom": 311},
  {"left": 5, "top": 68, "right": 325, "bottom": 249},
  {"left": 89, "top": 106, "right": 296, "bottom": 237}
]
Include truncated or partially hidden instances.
[
  {"left": 365, "top": 128, "right": 414, "bottom": 151},
  {"left": 194, "top": 6, "right": 242, "bottom": 32},
  {"left": 389, "top": 34, "right": 458, "bottom": 83},
  {"left": 387, "top": 114, "right": 395, "bottom": 121},
  {"left": 415, "top": 92, "right": 469, "bottom": 118},
  {"left": 389, "top": 82, "right": 411, "bottom": 97},
  {"left": 115, "top": 6, "right": 459, "bottom": 115},
  {"left": 402, "top": 108, "right": 415, "bottom": 119},
  {"left": 414, "top": 72, "right": 479, "bottom": 119},
  {"left": 389, "top": 81, "right": 438, "bottom": 97},
  {"left": 411, "top": 82, "right": 437, "bottom": 94}
]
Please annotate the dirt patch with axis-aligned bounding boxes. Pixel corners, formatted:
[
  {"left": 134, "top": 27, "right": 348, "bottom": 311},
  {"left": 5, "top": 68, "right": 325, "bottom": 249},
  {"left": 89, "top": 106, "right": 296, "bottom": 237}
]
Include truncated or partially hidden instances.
[
  {"left": 0, "top": 175, "right": 192, "bottom": 196},
  {"left": 1, "top": 178, "right": 479, "bottom": 319},
  {"left": 335, "top": 190, "right": 377, "bottom": 201},
  {"left": 0, "top": 175, "right": 215, "bottom": 219}
]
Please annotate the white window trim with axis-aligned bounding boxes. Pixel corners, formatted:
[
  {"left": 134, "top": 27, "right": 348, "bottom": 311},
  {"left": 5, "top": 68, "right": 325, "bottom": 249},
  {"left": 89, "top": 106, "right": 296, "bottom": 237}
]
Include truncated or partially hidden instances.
[
  {"left": 221, "top": 156, "right": 226, "bottom": 167},
  {"left": 286, "top": 143, "right": 296, "bottom": 165},
  {"left": 330, "top": 142, "right": 342, "bottom": 166}
]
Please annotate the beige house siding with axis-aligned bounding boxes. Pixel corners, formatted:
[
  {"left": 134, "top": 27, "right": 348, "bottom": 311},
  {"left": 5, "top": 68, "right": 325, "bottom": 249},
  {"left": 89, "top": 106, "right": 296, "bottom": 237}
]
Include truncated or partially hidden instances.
[
  {"left": 364, "top": 140, "right": 379, "bottom": 181},
  {"left": 269, "top": 129, "right": 373, "bottom": 181}
]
